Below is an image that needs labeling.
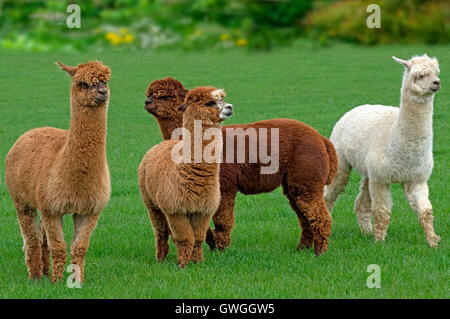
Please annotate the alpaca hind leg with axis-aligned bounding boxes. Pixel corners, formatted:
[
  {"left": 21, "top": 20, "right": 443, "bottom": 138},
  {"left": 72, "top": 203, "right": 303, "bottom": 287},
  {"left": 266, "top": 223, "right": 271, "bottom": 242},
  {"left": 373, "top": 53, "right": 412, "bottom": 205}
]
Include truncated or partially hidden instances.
[
  {"left": 354, "top": 177, "right": 373, "bottom": 234},
  {"left": 206, "top": 192, "right": 236, "bottom": 251},
  {"left": 70, "top": 213, "right": 100, "bottom": 283},
  {"left": 40, "top": 219, "right": 50, "bottom": 276},
  {"left": 16, "top": 205, "right": 43, "bottom": 279},
  {"left": 165, "top": 213, "right": 194, "bottom": 268},
  {"left": 292, "top": 186, "right": 332, "bottom": 256},
  {"left": 403, "top": 182, "right": 440, "bottom": 247},
  {"left": 147, "top": 206, "right": 170, "bottom": 261},
  {"left": 324, "top": 159, "right": 351, "bottom": 213},
  {"left": 190, "top": 214, "right": 213, "bottom": 263},
  {"left": 369, "top": 182, "right": 392, "bottom": 242},
  {"left": 41, "top": 213, "right": 66, "bottom": 282},
  {"left": 282, "top": 182, "right": 313, "bottom": 249}
]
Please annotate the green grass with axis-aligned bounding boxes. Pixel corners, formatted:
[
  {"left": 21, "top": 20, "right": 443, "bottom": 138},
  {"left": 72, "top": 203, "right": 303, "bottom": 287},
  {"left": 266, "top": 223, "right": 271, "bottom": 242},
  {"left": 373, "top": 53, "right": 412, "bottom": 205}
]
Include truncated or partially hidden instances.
[{"left": 0, "top": 42, "right": 448, "bottom": 298}]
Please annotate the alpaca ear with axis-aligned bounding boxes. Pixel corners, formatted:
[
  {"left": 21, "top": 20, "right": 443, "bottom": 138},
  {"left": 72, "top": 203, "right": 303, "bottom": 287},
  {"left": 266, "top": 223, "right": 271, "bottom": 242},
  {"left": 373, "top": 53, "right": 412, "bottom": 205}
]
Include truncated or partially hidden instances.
[
  {"left": 392, "top": 56, "right": 412, "bottom": 71},
  {"left": 56, "top": 62, "right": 77, "bottom": 77},
  {"left": 178, "top": 102, "right": 190, "bottom": 111}
]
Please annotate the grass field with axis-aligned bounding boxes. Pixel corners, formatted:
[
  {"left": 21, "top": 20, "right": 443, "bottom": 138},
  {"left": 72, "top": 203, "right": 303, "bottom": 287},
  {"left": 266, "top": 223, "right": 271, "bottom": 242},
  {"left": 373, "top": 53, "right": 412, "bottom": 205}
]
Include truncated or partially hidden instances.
[{"left": 0, "top": 42, "right": 448, "bottom": 298}]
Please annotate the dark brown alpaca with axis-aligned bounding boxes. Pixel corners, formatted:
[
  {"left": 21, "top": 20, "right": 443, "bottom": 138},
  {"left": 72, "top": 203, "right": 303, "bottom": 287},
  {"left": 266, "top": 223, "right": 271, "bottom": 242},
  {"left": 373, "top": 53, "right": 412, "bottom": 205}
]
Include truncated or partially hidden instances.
[{"left": 144, "top": 78, "right": 337, "bottom": 256}]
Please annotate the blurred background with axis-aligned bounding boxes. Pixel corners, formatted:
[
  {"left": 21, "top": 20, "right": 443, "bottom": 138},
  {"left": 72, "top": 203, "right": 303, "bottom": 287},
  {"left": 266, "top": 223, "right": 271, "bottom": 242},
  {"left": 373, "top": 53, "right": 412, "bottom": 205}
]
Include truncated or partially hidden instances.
[{"left": 0, "top": 0, "right": 448, "bottom": 52}]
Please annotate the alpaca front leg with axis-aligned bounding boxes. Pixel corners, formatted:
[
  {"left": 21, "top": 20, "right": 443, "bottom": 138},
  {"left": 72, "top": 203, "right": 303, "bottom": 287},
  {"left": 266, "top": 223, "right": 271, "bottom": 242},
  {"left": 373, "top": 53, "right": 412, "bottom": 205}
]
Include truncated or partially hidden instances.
[
  {"left": 41, "top": 213, "right": 66, "bottom": 282},
  {"left": 403, "top": 182, "right": 440, "bottom": 247},
  {"left": 369, "top": 182, "right": 392, "bottom": 242},
  {"left": 190, "top": 214, "right": 213, "bottom": 263},
  {"left": 354, "top": 177, "right": 373, "bottom": 234},
  {"left": 70, "top": 213, "right": 100, "bottom": 283},
  {"left": 165, "top": 213, "right": 194, "bottom": 268},
  {"left": 16, "top": 205, "right": 43, "bottom": 279},
  {"left": 324, "top": 161, "right": 351, "bottom": 212},
  {"left": 207, "top": 193, "right": 236, "bottom": 251},
  {"left": 147, "top": 207, "right": 170, "bottom": 262}
]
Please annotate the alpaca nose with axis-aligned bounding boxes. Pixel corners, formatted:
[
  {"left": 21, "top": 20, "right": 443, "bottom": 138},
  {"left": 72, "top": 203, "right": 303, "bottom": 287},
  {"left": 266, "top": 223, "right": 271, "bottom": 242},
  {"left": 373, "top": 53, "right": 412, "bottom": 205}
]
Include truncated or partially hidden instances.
[
  {"left": 98, "top": 87, "right": 107, "bottom": 95},
  {"left": 145, "top": 97, "right": 153, "bottom": 105},
  {"left": 433, "top": 80, "right": 440, "bottom": 85}
]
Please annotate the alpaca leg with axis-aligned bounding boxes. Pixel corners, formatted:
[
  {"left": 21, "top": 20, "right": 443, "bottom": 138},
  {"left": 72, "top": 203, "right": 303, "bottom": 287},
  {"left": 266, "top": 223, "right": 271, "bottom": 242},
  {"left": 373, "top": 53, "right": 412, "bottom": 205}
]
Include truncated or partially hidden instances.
[
  {"left": 282, "top": 182, "right": 313, "bottom": 249},
  {"left": 324, "top": 158, "right": 351, "bottom": 213},
  {"left": 291, "top": 186, "right": 332, "bottom": 256},
  {"left": 147, "top": 207, "right": 170, "bottom": 261},
  {"left": 70, "top": 213, "right": 100, "bottom": 283},
  {"left": 206, "top": 191, "right": 236, "bottom": 251},
  {"left": 16, "top": 205, "right": 43, "bottom": 279},
  {"left": 165, "top": 213, "right": 194, "bottom": 268},
  {"left": 403, "top": 182, "right": 440, "bottom": 247},
  {"left": 369, "top": 182, "right": 392, "bottom": 242},
  {"left": 40, "top": 220, "right": 50, "bottom": 276},
  {"left": 190, "top": 214, "right": 213, "bottom": 263},
  {"left": 354, "top": 177, "right": 373, "bottom": 234},
  {"left": 41, "top": 213, "right": 66, "bottom": 282}
]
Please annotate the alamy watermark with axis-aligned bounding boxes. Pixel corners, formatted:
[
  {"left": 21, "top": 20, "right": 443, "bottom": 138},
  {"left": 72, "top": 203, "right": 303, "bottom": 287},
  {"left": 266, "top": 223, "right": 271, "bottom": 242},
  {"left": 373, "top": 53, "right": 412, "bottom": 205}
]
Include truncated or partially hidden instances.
[
  {"left": 66, "top": 4, "right": 81, "bottom": 29},
  {"left": 170, "top": 120, "right": 280, "bottom": 175},
  {"left": 366, "top": 4, "right": 381, "bottom": 29},
  {"left": 66, "top": 264, "right": 82, "bottom": 288},
  {"left": 366, "top": 264, "right": 381, "bottom": 288}
]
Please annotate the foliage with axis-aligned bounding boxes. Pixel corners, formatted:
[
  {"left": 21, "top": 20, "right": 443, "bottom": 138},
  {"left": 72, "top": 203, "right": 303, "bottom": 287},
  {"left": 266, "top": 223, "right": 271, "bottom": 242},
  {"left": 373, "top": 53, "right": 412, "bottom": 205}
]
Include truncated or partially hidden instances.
[
  {"left": 0, "top": 0, "right": 313, "bottom": 52},
  {"left": 305, "top": 0, "right": 450, "bottom": 45}
]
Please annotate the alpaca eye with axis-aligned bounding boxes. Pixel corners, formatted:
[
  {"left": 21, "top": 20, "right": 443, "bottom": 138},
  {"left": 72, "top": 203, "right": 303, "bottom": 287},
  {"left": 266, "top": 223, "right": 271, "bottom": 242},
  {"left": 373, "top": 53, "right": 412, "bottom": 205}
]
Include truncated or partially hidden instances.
[
  {"left": 205, "top": 100, "right": 216, "bottom": 107},
  {"left": 159, "top": 96, "right": 170, "bottom": 100},
  {"left": 79, "top": 82, "right": 89, "bottom": 89}
]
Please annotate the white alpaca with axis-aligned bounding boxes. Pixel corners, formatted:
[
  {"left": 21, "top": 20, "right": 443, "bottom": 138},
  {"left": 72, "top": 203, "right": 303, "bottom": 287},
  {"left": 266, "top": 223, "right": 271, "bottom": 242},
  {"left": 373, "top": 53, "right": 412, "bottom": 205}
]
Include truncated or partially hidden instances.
[{"left": 324, "top": 54, "right": 441, "bottom": 247}]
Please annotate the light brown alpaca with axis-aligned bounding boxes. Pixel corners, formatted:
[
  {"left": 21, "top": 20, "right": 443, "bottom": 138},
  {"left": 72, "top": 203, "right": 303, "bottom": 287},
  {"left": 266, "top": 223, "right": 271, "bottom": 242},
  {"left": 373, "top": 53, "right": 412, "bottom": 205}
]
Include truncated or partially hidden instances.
[
  {"left": 5, "top": 61, "right": 111, "bottom": 283},
  {"left": 138, "top": 87, "right": 233, "bottom": 268}
]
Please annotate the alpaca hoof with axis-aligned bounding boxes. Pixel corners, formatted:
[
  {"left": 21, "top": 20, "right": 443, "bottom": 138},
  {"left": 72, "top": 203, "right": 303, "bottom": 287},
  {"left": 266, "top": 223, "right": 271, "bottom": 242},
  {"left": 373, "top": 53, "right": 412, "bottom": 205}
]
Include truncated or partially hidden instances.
[
  {"left": 360, "top": 226, "right": 373, "bottom": 235},
  {"left": 427, "top": 234, "right": 441, "bottom": 247}
]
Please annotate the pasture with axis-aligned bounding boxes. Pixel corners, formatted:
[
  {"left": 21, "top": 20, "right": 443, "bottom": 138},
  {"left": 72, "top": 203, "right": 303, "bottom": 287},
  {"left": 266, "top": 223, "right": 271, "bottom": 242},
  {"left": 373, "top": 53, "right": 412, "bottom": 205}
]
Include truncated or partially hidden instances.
[{"left": 0, "top": 42, "right": 448, "bottom": 298}]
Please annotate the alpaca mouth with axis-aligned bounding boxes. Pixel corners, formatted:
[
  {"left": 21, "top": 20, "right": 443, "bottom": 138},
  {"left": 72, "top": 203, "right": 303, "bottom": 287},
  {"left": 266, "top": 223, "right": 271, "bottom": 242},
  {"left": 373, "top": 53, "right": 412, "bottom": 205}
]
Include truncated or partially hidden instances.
[
  {"left": 95, "top": 96, "right": 107, "bottom": 103},
  {"left": 430, "top": 87, "right": 439, "bottom": 92}
]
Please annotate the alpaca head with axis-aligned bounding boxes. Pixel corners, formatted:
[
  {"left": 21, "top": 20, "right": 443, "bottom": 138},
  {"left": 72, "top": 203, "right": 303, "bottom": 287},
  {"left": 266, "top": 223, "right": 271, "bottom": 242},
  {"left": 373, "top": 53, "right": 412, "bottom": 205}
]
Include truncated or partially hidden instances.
[
  {"left": 393, "top": 54, "right": 440, "bottom": 98},
  {"left": 145, "top": 77, "right": 187, "bottom": 120},
  {"left": 56, "top": 61, "right": 111, "bottom": 107},
  {"left": 179, "top": 86, "right": 233, "bottom": 127}
]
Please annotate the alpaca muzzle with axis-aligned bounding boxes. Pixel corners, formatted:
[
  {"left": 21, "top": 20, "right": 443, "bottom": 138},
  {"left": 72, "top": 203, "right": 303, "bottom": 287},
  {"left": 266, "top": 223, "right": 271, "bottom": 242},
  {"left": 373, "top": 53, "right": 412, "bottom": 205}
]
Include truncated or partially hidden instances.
[{"left": 220, "top": 104, "right": 233, "bottom": 120}]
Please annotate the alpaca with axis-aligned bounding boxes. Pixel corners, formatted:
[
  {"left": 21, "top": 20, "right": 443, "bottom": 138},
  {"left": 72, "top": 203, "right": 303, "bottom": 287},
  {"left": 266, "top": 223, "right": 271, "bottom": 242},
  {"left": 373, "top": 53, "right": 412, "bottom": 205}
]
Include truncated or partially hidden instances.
[
  {"left": 5, "top": 61, "right": 111, "bottom": 282},
  {"left": 139, "top": 86, "right": 233, "bottom": 268},
  {"left": 144, "top": 78, "right": 337, "bottom": 256},
  {"left": 324, "top": 54, "right": 441, "bottom": 247}
]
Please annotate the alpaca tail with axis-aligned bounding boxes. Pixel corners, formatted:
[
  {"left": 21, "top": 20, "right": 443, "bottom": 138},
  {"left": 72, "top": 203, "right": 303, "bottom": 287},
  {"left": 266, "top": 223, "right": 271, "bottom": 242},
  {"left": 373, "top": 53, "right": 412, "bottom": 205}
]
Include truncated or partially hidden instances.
[{"left": 322, "top": 137, "right": 338, "bottom": 185}]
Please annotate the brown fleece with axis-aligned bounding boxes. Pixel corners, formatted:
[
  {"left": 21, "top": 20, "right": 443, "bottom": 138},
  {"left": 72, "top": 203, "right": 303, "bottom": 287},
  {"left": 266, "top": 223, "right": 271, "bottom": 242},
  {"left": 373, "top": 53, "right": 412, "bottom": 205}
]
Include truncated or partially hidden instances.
[
  {"left": 145, "top": 77, "right": 187, "bottom": 140},
  {"left": 5, "top": 61, "right": 111, "bottom": 282},
  {"left": 139, "top": 86, "right": 229, "bottom": 268},
  {"left": 145, "top": 78, "right": 337, "bottom": 256}
]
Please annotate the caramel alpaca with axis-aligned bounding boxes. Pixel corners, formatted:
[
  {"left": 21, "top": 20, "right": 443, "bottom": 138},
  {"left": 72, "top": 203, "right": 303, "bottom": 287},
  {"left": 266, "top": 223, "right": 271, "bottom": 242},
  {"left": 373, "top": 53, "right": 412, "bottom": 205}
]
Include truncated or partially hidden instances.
[
  {"left": 5, "top": 61, "right": 111, "bottom": 282},
  {"left": 144, "top": 78, "right": 337, "bottom": 256},
  {"left": 139, "top": 86, "right": 233, "bottom": 267}
]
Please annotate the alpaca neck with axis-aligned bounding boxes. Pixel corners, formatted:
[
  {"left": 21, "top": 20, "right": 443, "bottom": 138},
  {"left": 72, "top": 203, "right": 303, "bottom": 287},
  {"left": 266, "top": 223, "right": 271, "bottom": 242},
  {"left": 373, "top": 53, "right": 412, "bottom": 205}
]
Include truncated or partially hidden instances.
[
  {"left": 157, "top": 116, "right": 183, "bottom": 140},
  {"left": 62, "top": 97, "right": 108, "bottom": 175},
  {"left": 387, "top": 88, "right": 433, "bottom": 161},
  {"left": 180, "top": 118, "right": 222, "bottom": 173}
]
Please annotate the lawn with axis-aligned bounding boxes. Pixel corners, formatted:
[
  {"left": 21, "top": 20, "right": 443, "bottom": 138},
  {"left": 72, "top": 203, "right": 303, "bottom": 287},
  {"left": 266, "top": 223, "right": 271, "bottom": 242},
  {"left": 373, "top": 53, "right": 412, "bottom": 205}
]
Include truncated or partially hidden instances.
[{"left": 0, "top": 42, "right": 448, "bottom": 298}]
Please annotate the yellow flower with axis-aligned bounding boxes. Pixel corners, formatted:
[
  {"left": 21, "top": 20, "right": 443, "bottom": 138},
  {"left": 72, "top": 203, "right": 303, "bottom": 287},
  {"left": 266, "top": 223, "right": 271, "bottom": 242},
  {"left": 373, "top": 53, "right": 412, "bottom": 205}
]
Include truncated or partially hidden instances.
[
  {"left": 194, "top": 28, "right": 203, "bottom": 37},
  {"left": 220, "top": 33, "right": 230, "bottom": 41},
  {"left": 119, "top": 28, "right": 129, "bottom": 35},
  {"left": 236, "top": 38, "right": 247, "bottom": 47},
  {"left": 105, "top": 32, "right": 121, "bottom": 45},
  {"left": 123, "top": 34, "right": 134, "bottom": 43}
]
